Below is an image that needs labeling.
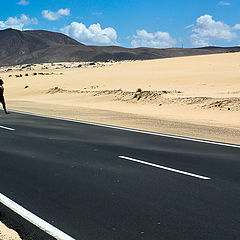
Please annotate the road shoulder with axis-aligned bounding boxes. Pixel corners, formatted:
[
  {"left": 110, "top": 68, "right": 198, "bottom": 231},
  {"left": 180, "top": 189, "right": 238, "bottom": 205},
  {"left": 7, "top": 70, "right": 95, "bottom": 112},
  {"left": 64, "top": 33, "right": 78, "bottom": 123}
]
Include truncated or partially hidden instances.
[{"left": 6, "top": 100, "right": 240, "bottom": 145}]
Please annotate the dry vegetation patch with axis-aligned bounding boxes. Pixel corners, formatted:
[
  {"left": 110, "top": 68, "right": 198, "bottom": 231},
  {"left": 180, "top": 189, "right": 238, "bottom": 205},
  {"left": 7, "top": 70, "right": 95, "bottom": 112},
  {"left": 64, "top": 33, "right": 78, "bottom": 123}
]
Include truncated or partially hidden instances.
[{"left": 45, "top": 87, "right": 240, "bottom": 111}]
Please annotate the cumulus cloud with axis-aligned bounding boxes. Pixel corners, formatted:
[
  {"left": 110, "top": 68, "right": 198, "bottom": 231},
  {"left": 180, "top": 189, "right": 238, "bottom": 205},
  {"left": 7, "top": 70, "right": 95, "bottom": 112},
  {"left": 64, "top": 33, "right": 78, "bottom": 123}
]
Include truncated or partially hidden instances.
[
  {"left": 17, "top": 0, "right": 29, "bottom": 6},
  {"left": 61, "top": 22, "right": 117, "bottom": 45},
  {"left": 0, "top": 14, "right": 38, "bottom": 30},
  {"left": 42, "top": 8, "right": 70, "bottom": 21},
  {"left": 131, "top": 29, "right": 176, "bottom": 48},
  {"left": 233, "top": 24, "right": 240, "bottom": 30},
  {"left": 218, "top": 1, "right": 231, "bottom": 6},
  {"left": 190, "top": 15, "right": 238, "bottom": 47}
]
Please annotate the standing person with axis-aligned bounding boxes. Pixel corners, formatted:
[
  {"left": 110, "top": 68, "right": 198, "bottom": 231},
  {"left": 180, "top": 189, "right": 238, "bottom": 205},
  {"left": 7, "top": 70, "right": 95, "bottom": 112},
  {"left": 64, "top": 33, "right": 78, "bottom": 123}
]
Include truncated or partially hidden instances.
[{"left": 0, "top": 79, "right": 8, "bottom": 114}]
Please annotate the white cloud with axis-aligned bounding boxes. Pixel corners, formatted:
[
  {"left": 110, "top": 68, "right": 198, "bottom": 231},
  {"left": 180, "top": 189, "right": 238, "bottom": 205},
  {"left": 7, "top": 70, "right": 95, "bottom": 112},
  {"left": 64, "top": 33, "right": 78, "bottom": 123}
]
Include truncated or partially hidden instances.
[
  {"left": 190, "top": 15, "right": 237, "bottom": 47},
  {"left": 131, "top": 29, "right": 176, "bottom": 48},
  {"left": 185, "top": 24, "right": 194, "bottom": 29},
  {"left": 42, "top": 8, "right": 70, "bottom": 21},
  {"left": 218, "top": 1, "right": 231, "bottom": 6},
  {"left": 61, "top": 22, "right": 117, "bottom": 45},
  {"left": 0, "top": 14, "right": 38, "bottom": 30},
  {"left": 17, "top": 0, "right": 29, "bottom": 6},
  {"left": 233, "top": 24, "right": 240, "bottom": 30}
]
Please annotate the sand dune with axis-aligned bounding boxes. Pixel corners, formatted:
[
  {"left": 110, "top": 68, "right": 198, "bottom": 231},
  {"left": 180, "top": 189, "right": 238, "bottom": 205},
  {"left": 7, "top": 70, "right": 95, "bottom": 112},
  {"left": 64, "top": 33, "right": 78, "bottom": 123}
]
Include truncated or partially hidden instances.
[{"left": 1, "top": 52, "right": 240, "bottom": 144}]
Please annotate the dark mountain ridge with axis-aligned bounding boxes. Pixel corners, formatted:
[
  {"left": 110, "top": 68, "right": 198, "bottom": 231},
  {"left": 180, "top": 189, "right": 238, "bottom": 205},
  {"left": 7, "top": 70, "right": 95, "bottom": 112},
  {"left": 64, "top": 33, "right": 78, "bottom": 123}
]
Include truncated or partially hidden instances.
[{"left": 0, "top": 28, "right": 240, "bottom": 66}]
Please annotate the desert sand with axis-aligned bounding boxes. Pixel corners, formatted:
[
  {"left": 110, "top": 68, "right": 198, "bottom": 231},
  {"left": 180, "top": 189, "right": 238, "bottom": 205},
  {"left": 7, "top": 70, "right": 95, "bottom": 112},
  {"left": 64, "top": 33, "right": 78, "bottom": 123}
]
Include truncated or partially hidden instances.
[
  {"left": 0, "top": 222, "right": 21, "bottom": 240},
  {"left": 0, "top": 52, "right": 240, "bottom": 145},
  {"left": 0, "top": 52, "right": 240, "bottom": 238}
]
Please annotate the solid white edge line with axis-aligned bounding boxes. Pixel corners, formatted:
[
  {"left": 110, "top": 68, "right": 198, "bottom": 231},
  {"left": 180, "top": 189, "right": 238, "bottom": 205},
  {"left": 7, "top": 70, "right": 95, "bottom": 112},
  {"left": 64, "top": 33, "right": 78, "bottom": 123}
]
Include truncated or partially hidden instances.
[
  {"left": 9, "top": 109, "right": 240, "bottom": 149},
  {"left": 0, "top": 193, "right": 76, "bottom": 240},
  {"left": 0, "top": 125, "right": 15, "bottom": 131},
  {"left": 119, "top": 156, "right": 211, "bottom": 180}
]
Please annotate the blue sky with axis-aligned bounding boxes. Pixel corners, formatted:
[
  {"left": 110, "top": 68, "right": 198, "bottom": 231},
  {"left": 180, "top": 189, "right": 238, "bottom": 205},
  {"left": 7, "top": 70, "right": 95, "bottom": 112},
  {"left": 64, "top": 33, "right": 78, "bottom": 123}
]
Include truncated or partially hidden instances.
[{"left": 0, "top": 0, "right": 240, "bottom": 48}]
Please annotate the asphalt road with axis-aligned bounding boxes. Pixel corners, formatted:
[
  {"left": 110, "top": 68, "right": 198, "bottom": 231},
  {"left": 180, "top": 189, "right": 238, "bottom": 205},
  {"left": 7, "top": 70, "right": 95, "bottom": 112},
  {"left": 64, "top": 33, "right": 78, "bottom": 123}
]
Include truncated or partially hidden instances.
[{"left": 0, "top": 111, "right": 240, "bottom": 240}]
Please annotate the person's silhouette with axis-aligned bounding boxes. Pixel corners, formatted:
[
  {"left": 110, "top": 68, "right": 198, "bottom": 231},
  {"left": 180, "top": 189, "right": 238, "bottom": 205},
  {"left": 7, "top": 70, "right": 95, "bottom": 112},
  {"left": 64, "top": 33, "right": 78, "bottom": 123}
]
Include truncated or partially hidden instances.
[{"left": 0, "top": 79, "right": 9, "bottom": 114}]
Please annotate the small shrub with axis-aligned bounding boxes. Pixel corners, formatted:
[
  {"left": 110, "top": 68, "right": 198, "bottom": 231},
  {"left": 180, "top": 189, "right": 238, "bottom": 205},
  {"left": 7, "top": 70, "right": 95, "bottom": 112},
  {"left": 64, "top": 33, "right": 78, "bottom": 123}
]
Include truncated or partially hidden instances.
[{"left": 136, "top": 88, "right": 142, "bottom": 93}]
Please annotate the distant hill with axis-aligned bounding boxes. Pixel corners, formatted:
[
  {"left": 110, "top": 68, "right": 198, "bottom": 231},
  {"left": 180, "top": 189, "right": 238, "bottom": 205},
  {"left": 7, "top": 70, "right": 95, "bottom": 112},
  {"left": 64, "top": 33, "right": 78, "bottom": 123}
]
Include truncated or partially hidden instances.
[{"left": 0, "top": 28, "right": 240, "bottom": 66}]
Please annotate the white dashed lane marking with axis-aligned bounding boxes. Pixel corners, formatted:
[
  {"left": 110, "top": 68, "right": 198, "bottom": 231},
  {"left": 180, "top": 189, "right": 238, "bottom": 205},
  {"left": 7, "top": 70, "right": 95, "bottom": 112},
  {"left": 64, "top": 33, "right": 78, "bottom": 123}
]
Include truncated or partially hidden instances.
[
  {"left": 0, "top": 125, "right": 15, "bottom": 131},
  {"left": 119, "top": 156, "right": 211, "bottom": 180}
]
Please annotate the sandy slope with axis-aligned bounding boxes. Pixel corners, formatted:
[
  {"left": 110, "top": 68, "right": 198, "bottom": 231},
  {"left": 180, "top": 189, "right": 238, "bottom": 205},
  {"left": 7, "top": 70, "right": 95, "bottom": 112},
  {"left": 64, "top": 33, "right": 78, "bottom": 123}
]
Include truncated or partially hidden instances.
[{"left": 0, "top": 52, "right": 240, "bottom": 144}]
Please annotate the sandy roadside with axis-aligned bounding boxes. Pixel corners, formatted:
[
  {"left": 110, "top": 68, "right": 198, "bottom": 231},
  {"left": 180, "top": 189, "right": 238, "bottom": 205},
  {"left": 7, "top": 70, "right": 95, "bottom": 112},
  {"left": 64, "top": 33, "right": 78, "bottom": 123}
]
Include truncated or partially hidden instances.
[
  {"left": 0, "top": 52, "right": 239, "bottom": 144},
  {"left": 7, "top": 100, "right": 240, "bottom": 145},
  {"left": 0, "top": 222, "right": 21, "bottom": 240}
]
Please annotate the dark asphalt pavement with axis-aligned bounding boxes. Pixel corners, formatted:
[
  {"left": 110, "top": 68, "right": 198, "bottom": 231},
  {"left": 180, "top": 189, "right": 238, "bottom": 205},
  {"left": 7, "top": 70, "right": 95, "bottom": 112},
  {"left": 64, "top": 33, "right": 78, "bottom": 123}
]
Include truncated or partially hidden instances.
[{"left": 0, "top": 111, "right": 240, "bottom": 240}]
